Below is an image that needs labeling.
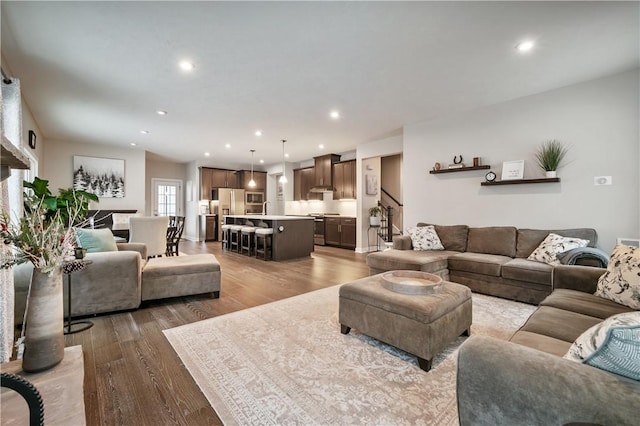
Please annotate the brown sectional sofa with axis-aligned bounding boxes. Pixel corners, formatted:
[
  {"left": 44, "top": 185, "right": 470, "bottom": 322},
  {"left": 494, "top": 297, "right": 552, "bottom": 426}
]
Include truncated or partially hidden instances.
[
  {"left": 457, "top": 265, "right": 640, "bottom": 425},
  {"left": 366, "top": 224, "right": 600, "bottom": 304}
]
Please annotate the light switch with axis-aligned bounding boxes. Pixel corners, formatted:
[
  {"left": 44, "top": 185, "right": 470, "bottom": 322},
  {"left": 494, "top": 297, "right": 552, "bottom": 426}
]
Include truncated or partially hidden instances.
[{"left": 594, "top": 176, "right": 612, "bottom": 186}]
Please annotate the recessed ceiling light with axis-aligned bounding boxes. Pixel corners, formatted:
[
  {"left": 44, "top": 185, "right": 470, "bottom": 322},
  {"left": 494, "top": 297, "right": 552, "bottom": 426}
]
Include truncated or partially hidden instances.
[
  {"left": 156, "top": 110, "right": 167, "bottom": 115},
  {"left": 178, "top": 60, "right": 195, "bottom": 71},
  {"left": 225, "top": 143, "right": 231, "bottom": 149},
  {"left": 259, "top": 159, "right": 264, "bottom": 164},
  {"left": 140, "top": 130, "right": 149, "bottom": 134},
  {"left": 255, "top": 130, "right": 262, "bottom": 137},
  {"left": 516, "top": 40, "right": 535, "bottom": 52},
  {"left": 318, "top": 144, "right": 325, "bottom": 149},
  {"left": 130, "top": 142, "right": 137, "bottom": 147},
  {"left": 204, "top": 152, "right": 211, "bottom": 157},
  {"left": 330, "top": 110, "right": 340, "bottom": 119},
  {"left": 285, "top": 153, "right": 290, "bottom": 158}
]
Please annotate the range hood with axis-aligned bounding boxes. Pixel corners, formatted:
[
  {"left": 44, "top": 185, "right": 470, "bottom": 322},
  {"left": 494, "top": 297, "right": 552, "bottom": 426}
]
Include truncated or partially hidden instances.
[{"left": 309, "top": 154, "right": 341, "bottom": 193}]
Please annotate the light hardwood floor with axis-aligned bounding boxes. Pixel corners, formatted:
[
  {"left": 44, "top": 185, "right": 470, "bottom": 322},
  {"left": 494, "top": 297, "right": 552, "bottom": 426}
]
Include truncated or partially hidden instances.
[{"left": 63, "top": 241, "right": 370, "bottom": 425}]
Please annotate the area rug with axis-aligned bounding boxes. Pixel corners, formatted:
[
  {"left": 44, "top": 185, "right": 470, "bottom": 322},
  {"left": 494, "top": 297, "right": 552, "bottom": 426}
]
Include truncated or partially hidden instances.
[{"left": 164, "top": 285, "right": 537, "bottom": 425}]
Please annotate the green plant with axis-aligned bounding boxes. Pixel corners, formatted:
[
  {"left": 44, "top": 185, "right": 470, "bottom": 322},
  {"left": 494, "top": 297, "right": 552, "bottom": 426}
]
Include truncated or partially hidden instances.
[
  {"left": 535, "top": 140, "right": 569, "bottom": 172},
  {"left": 369, "top": 206, "right": 381, "bottom": 217},
  {"left": 1, "top": 177, "right": 98, "bottom": 272}
]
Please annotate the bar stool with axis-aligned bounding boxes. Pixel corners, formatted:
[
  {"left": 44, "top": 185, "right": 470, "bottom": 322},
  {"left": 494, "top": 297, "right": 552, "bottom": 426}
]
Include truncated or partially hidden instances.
[
  {"left": 221, "top": 224, "right": 232, "bottom": 250},
  {"left": 229, "top": 224, "right": 244, "bottom": 253},
  {"left": 240, "top": 225, "right": 256, "bottom": 256},
  {"left": 255, "top": 227, "right": 274, "bottom": 260}
]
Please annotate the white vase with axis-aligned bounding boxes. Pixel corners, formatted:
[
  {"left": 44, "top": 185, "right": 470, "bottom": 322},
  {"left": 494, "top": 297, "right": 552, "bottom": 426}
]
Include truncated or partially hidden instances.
[
  {"left": 545, "top": 171, "right": 557, "bottom": 178},
  {"left": 370, "top": 216, "right": 381, "bottom": 227},
  {"left": 22, "top": 266, "right": 65, "bottom": 373}
]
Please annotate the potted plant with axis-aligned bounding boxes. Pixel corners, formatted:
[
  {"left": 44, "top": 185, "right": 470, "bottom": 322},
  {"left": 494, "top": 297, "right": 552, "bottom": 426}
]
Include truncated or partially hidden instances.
[
  {"left": 535, "top": 140, "right": 569, "bottom": 178},
  {"left": 369, "top": 206, "right": 382, "bottom": 227},
  {"left": 0, "top": 177, "right": 97, "bottom": 372}
]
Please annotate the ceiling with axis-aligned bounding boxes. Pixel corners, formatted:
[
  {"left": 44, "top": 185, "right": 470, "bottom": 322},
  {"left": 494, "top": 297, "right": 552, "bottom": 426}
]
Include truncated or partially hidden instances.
[{"left": 1, "top": 2, "right": 638, "bottom": 169}]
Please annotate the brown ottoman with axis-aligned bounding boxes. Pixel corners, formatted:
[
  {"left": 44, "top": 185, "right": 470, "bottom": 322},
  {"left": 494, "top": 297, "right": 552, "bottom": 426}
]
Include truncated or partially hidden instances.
[
  {"left": 339, "top": 274, "right": 472, "bottom": 371},
  {"left": 142, "top": 254, "right": 221, "bottom": 301}
]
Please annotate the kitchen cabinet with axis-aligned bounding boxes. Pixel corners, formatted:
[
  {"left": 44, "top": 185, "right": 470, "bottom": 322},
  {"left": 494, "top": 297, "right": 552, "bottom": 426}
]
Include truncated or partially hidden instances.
[
  {"left": 294, "top": 167, "right": 321, "bottom": 200},
  {"left": 200, "top": 167, "right": 212, "bottom": 199},
  {"left": 325, "top": 217, "right": 356, "bottom": 249},
  {"left": 210, "top": 168, "right": 239, "bottom": 188},
  {"left": 200, "top": 214, "right": 218, "bottom": 241},
  {"left": 239, "top": 170, "right": 267, "bottom": 190},
  {"left": 333, "top": 160, "right": 356, "bottom": 199},
  {"left": 313, "top": 154, "right": 340, "bottom": 188}
]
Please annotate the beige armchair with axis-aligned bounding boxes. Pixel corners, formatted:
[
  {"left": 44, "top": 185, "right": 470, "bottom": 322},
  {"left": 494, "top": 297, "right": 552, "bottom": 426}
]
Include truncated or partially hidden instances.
[{"left": 129, "top": 216, "right": 170, "bottom": 258}]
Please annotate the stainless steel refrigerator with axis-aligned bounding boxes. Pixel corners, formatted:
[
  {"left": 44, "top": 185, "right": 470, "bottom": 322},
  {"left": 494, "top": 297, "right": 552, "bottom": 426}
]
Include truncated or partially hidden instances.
[{"left": 210, "top": 188, "right": 246, "bottom": 240}]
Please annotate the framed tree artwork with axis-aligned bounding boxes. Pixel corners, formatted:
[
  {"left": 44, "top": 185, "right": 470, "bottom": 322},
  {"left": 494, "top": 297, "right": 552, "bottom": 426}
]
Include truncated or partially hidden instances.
[{"left": 73, "top": 155, "right": 125, "bottom": 198}]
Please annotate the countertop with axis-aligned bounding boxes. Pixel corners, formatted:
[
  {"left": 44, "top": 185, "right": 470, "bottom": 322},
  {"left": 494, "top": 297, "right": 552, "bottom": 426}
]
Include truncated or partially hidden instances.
[{"left": 225, "top": 214, "right": 313, "bottom": 220}]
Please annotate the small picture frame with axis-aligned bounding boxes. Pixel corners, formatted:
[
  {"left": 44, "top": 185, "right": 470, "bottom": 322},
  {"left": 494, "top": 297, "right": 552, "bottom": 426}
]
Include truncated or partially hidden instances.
[
  {"left": 501, "top": 160, "right": 525, "bottom": 180},
  {"left": 365, "top": 174, "right": 378, "bottom": 195},
  {"left": 28, "top": 130, "right": 36, "bottom": 149}
]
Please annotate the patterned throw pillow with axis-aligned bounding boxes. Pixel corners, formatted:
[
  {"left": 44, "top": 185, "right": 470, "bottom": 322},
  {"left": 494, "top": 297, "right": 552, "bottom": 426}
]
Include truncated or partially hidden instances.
[
  {"left": 527, "top": 233, "right": 589, "bottom": 266},
  {"left": 406, "top": 226, "right": 444, "bottom": 251},
  {"left": 563, "top": 312, "right": 640, "bottom": 380},
  {"left": 594, "top": 244, "right": 640, "bottom": 309}
]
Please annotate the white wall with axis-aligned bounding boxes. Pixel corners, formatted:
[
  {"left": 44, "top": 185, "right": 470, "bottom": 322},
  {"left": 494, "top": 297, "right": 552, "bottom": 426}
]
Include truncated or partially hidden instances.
[
  {"left": 43, "top": 139, "right": 146, "bottom": 213},
  {"left": 403, "top": 69, "right": 640, "bottom": 253}
]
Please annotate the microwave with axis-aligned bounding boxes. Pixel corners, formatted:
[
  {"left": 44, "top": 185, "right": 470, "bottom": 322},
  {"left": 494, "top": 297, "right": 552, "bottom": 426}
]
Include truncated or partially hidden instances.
[{"left": 246, "top": 191, "right": 264, "bottom": 205}]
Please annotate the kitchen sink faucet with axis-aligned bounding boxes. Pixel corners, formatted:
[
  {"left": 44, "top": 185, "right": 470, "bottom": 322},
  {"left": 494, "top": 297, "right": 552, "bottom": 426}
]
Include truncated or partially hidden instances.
[{"left": 262, "top": 201, "right": 271, "bottom": 215}]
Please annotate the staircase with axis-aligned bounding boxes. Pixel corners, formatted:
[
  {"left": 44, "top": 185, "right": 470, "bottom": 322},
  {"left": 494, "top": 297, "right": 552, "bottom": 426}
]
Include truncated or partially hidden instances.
[{"left": 376, "top": 187, "right": 403, "bottom": 247}]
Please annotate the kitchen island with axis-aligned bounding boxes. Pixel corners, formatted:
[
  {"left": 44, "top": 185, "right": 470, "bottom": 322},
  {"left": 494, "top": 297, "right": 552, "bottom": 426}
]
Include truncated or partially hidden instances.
[{"left": 224, "top": 215, "right": 314, "bottom": 260}]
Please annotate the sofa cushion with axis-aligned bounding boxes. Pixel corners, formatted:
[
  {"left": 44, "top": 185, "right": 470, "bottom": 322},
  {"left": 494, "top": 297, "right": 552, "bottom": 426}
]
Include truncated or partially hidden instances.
[
  {"left": 74, "top": 228, "right": 118, "bottom": 253},
  {"left": 406, "top": 225, "right": 444, "bottom": 251},
  {"left": 515, "top": 228, "right": 598, "bottom": 258},
  {"left": 501, "top": 258, "right": 553, "bottom": 286},
  {"left": 564, "top": 312, "right": 640, "bottom": 380},
  {"left": 366, "top": 250, "right": 456, "bottom": 273},
  {"left": 595, "top": 244, "right": 640, "bottom": 309},
  {"left": 509, "top": 330, "right": 572, "bottom": 357},
  {"left": 417, "top": 223, "right": 469, "bottom": 252},
  {"left": 466, "top": 227, "right": 517, "bottom": 257},
  {"left": 527, "top": 233, "right": 589, "bottom": 266},
  {"left": 540, "top": 289, "right": 633, "bottom": 320},
  {"left": 518, "top": 306, "right": 603, "bottom": 343},
  {"left": 447, "top": 252, "right": 512, "bottom": 277}
]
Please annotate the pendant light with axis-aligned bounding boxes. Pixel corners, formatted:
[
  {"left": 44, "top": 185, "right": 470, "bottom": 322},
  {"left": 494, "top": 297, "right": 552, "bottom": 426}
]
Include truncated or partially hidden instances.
[
  {"left": 279, "top": 139, "right": 288, "bottom": 184},
  {"left": 248, "top": 149, "right": 256, "bottom": 188}
]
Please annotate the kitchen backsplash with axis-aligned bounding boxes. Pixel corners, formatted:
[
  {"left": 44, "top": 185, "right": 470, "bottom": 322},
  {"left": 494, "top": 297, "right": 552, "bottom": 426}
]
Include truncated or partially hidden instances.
[{"left": 285, "top": 192, "right": 357, "bottom": 217}]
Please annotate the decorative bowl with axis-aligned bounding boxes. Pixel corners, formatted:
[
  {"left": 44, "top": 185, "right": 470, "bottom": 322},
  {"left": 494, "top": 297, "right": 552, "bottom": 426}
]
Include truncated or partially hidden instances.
[{"left": 381, "top": 270, "right": 443, "bottom": 295}]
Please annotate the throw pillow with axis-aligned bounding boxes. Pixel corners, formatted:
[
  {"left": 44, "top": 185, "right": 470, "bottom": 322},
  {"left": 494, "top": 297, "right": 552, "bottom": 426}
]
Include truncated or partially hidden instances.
[
  {"left": 563, "top": 312, "right": 640, "bottom": 380},
  {"left": 74, "top": 228, "right": 118, "bottom": 253},
  {"left": 407, "top": 226, "right": 444, "bottom": 251},
  {"left": 594, "top": 244, "right": 640, "bottom": 309},
  {"left": 527, "top": 233, "right": 589, "bottom": 266}
]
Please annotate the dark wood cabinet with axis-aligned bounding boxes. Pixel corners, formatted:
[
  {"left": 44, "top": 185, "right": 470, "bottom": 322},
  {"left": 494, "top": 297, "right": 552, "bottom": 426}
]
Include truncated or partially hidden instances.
[
  {"left": 333, "top": 160, "right": 356, "bottom": 199},
  {"left": 294, "top": 167, "right": 321, "bottom": 201},
  {"left": 313, "top": 154, "right": 340, "bottom": 188},
  {"left": 239, "top": 170, "right": 267, "bottom": 190},
  {"left": 325, "top": 217, "right": 356, "bottom": 249},
  {"left": 210, "top": 168, "right": 238, "bottom": 188},
  {"left": 205, "top": 216, "right": 217, "bottom": 241},
  {"left": 200, "top": 168, "right": 212, "bottom": 199}
]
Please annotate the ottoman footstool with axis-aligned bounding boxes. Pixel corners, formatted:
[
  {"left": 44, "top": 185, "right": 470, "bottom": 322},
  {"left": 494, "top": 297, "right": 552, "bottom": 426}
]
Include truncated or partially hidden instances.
[
  {"left": 339, "top": 274, "right": 472, "bottom": 371},
  {"left": 142, "top": 254, "right": 221, "bottom": 301}
]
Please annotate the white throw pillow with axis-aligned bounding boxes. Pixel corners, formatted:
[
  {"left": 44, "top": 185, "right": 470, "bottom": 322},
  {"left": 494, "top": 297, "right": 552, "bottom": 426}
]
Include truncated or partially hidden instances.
[
  {"left": 407, "top": 226, "right": 444, "bottom": 251},
  {"left": 594, "top": 244, "right": 640, "bottom": 309},
  {"left": 563, "top": 312, "right": 640, "bottom": 380},
  {"left": 527, "top": 233, "right": 589, "bottom": 266}
]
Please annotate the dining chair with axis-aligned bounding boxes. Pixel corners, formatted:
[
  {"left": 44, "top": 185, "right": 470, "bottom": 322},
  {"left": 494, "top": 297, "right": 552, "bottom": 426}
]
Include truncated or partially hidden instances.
[
  {"left": 128, "top": 216, "right": 170, "bottom": 258},
  {"left": 166, "top": 216, "right": 185, "bottom": 256}
]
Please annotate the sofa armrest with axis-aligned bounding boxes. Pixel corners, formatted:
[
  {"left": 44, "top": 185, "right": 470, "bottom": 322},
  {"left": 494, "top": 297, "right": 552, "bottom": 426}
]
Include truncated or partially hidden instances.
[
  {"left": 117, "top": 242, "right": 147, "bottom": 259},
  {"left": 552, "top": 264, "right": 606, "bottom": 293},
  {"left": 392, "top": 235, "right": 413, "bottom": 250},
  {"left": 457, "top": 336, "right": 640, "bottom": 426}
]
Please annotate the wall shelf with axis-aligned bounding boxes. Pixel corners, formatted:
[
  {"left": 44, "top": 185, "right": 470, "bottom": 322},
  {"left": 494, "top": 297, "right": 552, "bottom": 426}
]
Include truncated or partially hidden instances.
[
  {"left": 429, "top": 165, "right": 490, "bottom": 174},
  {"left": 481, "top": 177, "right": 560, "bottom": 186}
]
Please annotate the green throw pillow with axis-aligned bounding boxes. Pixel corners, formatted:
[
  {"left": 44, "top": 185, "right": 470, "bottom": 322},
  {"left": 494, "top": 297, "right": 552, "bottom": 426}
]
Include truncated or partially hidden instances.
[{"left": 74, "top": 228, "right": 118, "bottom": 253}]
